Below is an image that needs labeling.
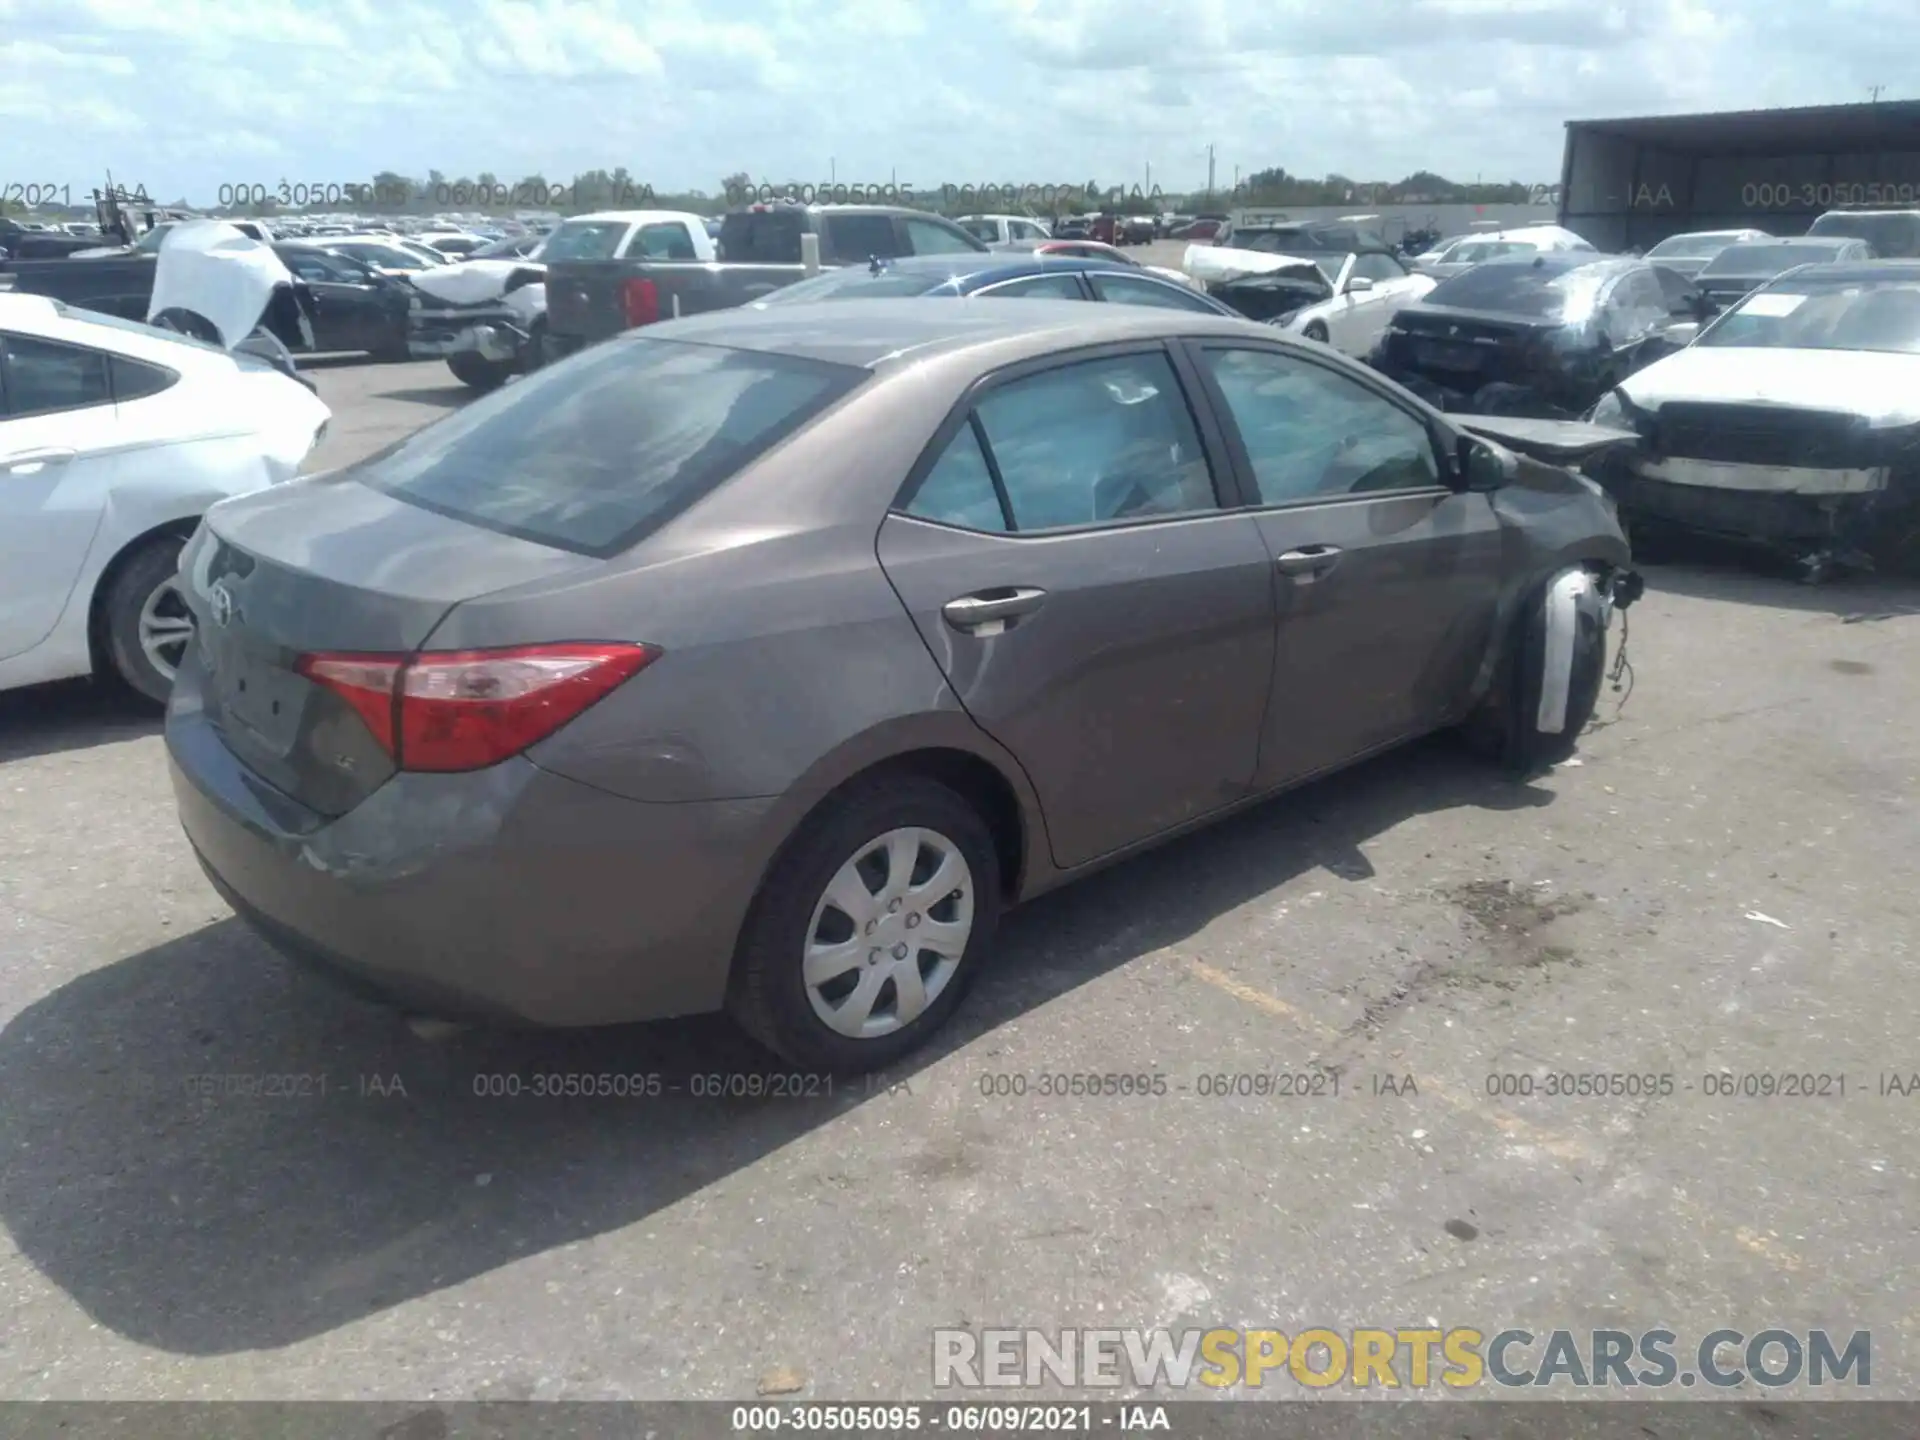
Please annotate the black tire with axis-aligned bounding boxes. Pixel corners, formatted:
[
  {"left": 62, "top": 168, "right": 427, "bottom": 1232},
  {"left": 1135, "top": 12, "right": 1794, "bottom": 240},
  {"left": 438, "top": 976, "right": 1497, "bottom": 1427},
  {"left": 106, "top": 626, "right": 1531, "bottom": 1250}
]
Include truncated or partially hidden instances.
[
  {"left": 1463, "top": 569, "right": 1608, "bottom": 774},
  {"left": 522, "top": 318, "right": 549, "bottom": 373},
  {"left": 100, "top": 534, "right": 190, "bottom": 707},
  {"left": 727, "top": 775, "right": 1003, "bottom": 1073},
  {"left": 1302, "top": 321, "right": 1330, "bottom": 343},
  {"left": 448, "top": 350, "right": 513, "bottom": 392}
]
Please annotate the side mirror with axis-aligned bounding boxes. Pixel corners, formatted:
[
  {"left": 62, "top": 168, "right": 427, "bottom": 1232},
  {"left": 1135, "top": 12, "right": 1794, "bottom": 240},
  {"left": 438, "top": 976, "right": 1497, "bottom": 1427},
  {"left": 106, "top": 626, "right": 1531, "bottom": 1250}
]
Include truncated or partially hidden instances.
[
  {"left": 1658, "top": 320, "right": 1700, "bottom": 346},
  {"left": 1343, "top": 275, "right": 1375, "bottom": 294},
  {"left": 1455, "top": 434, "right": 1514, "bottom": 492}
]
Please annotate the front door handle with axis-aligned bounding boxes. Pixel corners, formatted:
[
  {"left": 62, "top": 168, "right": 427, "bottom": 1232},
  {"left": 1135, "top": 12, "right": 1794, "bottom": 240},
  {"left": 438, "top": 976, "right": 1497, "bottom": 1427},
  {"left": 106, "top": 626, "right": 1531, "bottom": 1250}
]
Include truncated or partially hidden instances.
[
  {"left": 1275, "top": 545, "right": 1343, "bottom": 580},
  {"left": 942, "top": 587, "right": 1048, "bottom": 633},
  {"left": 1, "top": 447, "right": 77, "bottom": 475}
]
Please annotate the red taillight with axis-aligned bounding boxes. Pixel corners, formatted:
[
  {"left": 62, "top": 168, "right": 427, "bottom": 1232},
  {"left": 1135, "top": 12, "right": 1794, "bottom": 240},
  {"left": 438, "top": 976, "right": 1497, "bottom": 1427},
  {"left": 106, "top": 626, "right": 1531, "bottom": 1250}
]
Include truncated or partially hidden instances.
[
  {"left": 297, "top": 642, "right": 659, "bottom": 773},
  {"left": 620, "top": 277, "right": 659, "bottom": 327},
  {"left": 295, "top": 654, "right": 402, "bottom": 754}
]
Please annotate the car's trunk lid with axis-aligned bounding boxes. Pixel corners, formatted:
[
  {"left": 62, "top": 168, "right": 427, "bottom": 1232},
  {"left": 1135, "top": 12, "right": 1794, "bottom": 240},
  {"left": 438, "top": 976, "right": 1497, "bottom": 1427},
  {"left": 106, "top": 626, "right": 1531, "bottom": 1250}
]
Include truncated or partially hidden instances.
[
  {"left": 1387, "top": 304, "right": 1563, "bottom": 385},
  {"left": 179, "top": 475, "right": 597, "bottom": 816}
]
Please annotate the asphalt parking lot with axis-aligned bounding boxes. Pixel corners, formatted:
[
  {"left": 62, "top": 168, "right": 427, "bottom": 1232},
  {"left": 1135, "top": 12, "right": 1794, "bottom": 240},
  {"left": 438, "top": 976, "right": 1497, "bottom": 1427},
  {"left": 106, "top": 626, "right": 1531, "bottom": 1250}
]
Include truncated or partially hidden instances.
[{"left": 2, "top": 351, "right": 1918, "bottom": 1404}]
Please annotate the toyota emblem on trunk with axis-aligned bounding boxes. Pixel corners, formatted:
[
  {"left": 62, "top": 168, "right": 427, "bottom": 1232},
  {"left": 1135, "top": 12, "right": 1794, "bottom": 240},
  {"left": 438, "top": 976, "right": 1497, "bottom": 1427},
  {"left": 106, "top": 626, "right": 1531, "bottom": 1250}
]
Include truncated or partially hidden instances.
[{"left": 208, "top": 582, "right": 234, "bottom": 628}]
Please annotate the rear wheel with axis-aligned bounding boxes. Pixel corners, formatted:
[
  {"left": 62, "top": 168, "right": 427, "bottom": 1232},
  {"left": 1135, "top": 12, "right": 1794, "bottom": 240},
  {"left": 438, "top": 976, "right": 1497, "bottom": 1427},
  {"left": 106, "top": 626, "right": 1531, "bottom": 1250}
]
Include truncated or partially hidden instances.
[
  {"left": 101, "top": 534, "right": 192, "bottom": 706},
  {"left": 728, "top": 776, "right": 1001, "bottom": 1072},
  {"left": 1301, "top": 321, "right": 1330, "bottom": 343},
  {"left": 448, "top": 350, "right": 514, "bottom": 392}
]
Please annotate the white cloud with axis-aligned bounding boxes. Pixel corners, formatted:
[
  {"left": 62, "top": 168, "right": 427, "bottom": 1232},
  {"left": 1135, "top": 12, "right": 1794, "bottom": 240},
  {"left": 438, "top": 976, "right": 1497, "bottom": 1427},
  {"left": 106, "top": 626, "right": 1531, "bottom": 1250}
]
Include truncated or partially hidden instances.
[{"left": 0, "top": 0, "right": 1906, "bottom": 205}]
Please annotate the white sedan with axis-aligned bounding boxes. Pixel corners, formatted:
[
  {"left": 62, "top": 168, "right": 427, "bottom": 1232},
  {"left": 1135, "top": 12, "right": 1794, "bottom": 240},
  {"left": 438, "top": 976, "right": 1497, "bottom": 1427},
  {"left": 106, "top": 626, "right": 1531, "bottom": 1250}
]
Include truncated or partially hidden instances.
[
  {"left": 1272, "top": 251, "right": 1437, "bottom": 356},
  {"left": 1185, "top": 243, "right": 1435, "bottom": 356},
  {"left": 0, "top": 294, "right": 331, "bottom": 702}
]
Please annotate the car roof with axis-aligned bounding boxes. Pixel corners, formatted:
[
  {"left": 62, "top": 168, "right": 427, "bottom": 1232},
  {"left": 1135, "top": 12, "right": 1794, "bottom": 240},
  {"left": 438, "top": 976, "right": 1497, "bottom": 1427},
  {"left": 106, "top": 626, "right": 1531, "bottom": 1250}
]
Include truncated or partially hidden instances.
[
  {"left": 564, "top": 210, "right": 704, "bottom": 225},
  {"left": 1774, "top": 258, "right": 1920, "bottom": 283},
  {"left": 634, "top": 297, "right": 1263, "bottom": 370},
  {"left": 1456, "top": 252, "right": 1632, "bottom": 276},
  {"left": 1725, "top": 236, "right": 1862, "bottom": 250},
  {"left": 863, "top": 253, "right": 1107, "bottom": 279}
]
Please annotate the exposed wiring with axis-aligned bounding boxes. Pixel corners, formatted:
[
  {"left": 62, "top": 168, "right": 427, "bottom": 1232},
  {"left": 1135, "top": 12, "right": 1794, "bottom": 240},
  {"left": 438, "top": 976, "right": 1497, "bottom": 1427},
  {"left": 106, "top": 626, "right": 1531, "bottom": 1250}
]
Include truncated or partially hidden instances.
[{"left": 1606, "top": 608, "right": 1635, "bottom": 713}]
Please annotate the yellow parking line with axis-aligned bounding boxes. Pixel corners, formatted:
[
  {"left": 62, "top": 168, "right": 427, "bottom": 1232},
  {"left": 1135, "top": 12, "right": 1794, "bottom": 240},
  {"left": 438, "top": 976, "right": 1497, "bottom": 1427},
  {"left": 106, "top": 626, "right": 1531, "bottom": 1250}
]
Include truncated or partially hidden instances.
[{"left": 1184, "top": 957, "right": 1805, "bottom": 1274}]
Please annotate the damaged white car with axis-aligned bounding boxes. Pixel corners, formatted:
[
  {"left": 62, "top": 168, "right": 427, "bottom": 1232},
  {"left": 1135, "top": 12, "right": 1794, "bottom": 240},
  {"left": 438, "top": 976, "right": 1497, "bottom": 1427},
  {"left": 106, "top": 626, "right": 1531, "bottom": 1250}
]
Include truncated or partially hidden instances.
[
  {"left": 1184, "top": 242, "right": 1435, "bottom": 356},
  {"left": 0, "top": 287, "right": 330, "bottom": 702},
  {"left": 1585, "top": 258, "right": 1920, "bottom": 581},
  {"left": 405, "top": 243, "right": 549, "bottom": 391}
]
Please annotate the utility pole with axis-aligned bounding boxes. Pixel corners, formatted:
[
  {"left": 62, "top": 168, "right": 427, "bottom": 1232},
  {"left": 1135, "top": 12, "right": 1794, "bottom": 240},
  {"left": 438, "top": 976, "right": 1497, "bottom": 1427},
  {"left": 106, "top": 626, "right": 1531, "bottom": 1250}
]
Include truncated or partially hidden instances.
[
  {"left": 830, "top": 157, "right": 836, "bottom": 183},
  {"left": 1206, "top": 144, "right": 1215, "bottom": 197},
  {"left": 1145, "top": 161, "right": 1151, "bottom": 195},
  {"left": 1869, "top": 84, "right": 1886, "bottom": 102}
]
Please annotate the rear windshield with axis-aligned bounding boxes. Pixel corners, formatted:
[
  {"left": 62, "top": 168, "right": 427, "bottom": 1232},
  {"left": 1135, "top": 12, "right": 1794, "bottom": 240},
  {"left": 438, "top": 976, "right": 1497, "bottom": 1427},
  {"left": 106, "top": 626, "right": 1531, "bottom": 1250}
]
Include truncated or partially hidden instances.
[
  {"left": 1807, "top": 212, "right": 1919, "bottom": 254},
  {"left": 719, "top": 210, "right": 804, "bottom": 263},
  {"left": 541, "top": 221, "right": 633, "bottom": 262},
  {"left": 1425, "top": 259, "right": 1609, "bottom": 318},
  {"left": 758, "top": 266, "right": 951, "bottom": 303},
  {"left": 1236, "top": 230, "right": 1326, "bottom": 253},
  {"left": 1701, "top": 243, "right": 1854, "bottom": 276},
  {"left": 1448, "top": 240, "right": 1538, "bottom": 264},
  {"left": 1647, "top": 233, "right": 1744, "bottom": 259},
  {"left": 355, "top": 338, "right": 866, "bottom": 556}
]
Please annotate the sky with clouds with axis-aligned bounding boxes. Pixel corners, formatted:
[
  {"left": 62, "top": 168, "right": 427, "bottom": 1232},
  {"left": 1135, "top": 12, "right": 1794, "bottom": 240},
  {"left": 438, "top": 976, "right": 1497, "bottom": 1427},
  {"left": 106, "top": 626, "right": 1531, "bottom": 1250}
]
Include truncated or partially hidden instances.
[{"left": 0, "top": 0, "right": 1909, "bottom": 206}]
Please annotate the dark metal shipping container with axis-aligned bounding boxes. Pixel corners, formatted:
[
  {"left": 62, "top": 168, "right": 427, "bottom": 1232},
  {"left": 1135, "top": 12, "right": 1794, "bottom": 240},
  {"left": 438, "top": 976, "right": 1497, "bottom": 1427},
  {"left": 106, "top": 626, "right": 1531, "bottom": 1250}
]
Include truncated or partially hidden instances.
[{"left": 1557, "top": 101, "right": 1920, "bottom": 250}]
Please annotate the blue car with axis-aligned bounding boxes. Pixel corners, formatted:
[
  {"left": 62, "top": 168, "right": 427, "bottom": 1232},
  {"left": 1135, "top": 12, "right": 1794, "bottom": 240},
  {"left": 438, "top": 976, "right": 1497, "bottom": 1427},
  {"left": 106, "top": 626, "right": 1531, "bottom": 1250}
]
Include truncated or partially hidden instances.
[{"left": 751, "top": 252, "right": 1239, "bottom": 315}]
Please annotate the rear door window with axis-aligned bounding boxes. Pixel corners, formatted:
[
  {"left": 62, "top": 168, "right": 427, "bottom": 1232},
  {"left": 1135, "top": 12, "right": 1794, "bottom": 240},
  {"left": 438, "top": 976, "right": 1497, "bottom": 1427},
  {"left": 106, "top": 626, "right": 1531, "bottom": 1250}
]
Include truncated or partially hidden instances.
[
  {"left": 0, "top": 334, "right": 112, "bottom": 418},
  {"left": 718, "top": 210, "right": 803, "bottom": 263},
  {"left": 902, "top": 217, "right": 984, "bottom": 255},
  {"left": 902, "top": 421, "right": 1010, "bottom": 532},
  {"left": 541, "top": 221, "right": 636, "bottom": 261},
  {"left": 1087, "top": 272, "right": 1221, "bottom": 312},
  {"left": 110, "top": 355, "right": 179, "bottom": 402},
  {"left": 356, "top": 338, "right": 866, "bottom": 557},
  {"left": 622, "top": 223, "right": 700, "bottom": 260},
  {"left": 970, "top": 352, "right": 1217, "bottom": 530},
  {"left": 974, "top": 273, "right": 1089, "bottom": 299},
  {"left": 823, "top": 213, "right": 905, "bottom": 260}
]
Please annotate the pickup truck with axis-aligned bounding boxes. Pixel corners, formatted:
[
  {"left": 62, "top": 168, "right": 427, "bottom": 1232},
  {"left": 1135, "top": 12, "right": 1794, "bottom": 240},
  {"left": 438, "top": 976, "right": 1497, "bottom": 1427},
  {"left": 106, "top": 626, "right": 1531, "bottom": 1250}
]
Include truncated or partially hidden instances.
[{"left": 542, "top": 203, "right": 988, "bottom": 360}]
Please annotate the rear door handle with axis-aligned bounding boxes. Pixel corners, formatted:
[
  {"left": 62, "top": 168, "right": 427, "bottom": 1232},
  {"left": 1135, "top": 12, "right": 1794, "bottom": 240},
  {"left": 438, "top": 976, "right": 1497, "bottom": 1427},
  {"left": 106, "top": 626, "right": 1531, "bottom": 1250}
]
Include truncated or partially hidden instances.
[
  {"left": 942, "top": 587, "right": 1048, "bottom": 634},
  {"left": 1, "top": 447, "right": 77, "bottom": 475},
  {"left": 1275, "top": 545, "right": 1343, "bottom": 579}
]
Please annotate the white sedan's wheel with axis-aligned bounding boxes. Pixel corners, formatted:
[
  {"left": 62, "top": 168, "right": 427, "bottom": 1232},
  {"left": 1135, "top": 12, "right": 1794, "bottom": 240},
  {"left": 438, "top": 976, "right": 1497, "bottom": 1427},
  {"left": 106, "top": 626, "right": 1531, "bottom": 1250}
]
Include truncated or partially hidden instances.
[
  {"left": 138, "top": 577, "right": 195, "bottom": 683},
  {"left": 803, "top": 827, "right": 975, "bottom": 1039},
  {"left": 103, "top": 534, "right": 191, "bottom": 706}
]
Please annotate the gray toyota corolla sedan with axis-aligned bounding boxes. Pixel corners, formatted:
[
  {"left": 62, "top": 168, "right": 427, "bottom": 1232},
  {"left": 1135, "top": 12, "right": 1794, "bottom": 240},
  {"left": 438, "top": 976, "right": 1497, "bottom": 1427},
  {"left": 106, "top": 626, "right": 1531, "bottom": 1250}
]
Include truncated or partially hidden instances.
[{"left": 166, "top": 300, "right": 1640, "bottom": 1072}]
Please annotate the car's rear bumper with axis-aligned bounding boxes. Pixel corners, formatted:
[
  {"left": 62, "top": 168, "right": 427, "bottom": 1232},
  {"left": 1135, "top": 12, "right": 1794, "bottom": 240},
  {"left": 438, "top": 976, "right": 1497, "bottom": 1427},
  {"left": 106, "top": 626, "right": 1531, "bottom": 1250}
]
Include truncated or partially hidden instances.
[{"left": 166, "top": 662, "right": 777, "bottom": 1026}]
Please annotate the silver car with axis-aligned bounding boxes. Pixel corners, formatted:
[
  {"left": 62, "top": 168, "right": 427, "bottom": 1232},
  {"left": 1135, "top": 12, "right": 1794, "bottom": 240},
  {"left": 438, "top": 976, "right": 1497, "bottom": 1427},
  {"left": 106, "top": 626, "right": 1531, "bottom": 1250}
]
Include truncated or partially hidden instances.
[{"left": 167, "top": 301, "right": 1637, "bottom": 1071}]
